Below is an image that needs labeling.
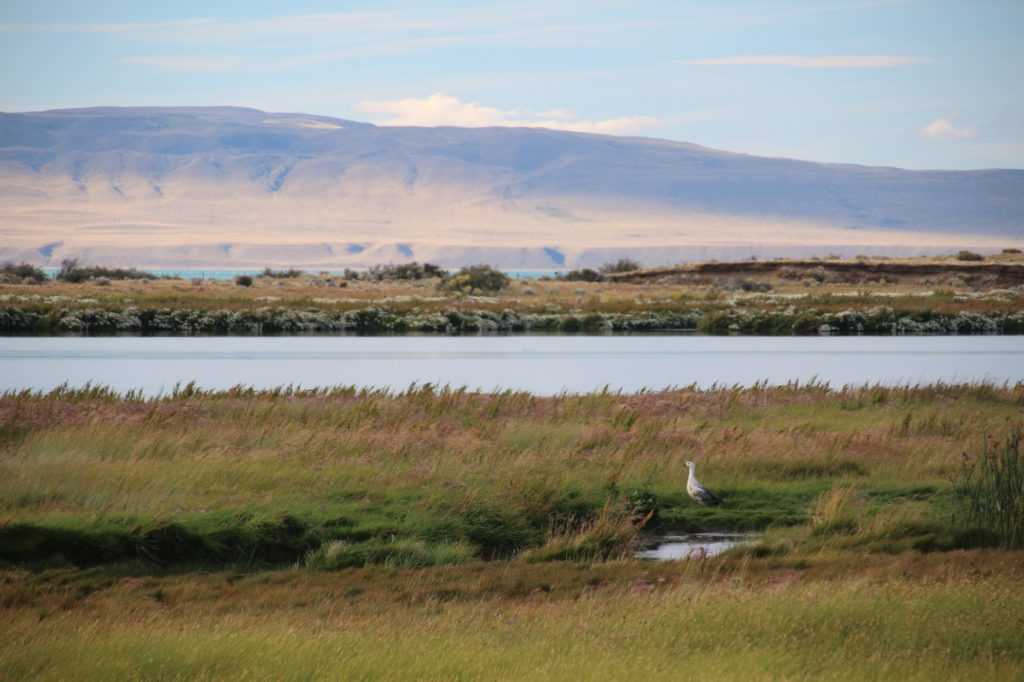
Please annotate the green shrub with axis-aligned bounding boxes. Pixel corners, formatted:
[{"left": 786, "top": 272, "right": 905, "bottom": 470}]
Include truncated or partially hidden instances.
[
  {"left": 955, "top": 250, "right": 984, "bottom": 262},
  {"left": 599, "top": 258, "right": 642, "bottom": 274},
  {"left": 56, "top": 259, "right": 158, "bottom": 283},
  {"left": 0, "top": 261, "right": 47, "bottom": 284},
  {"left": 260, "top": 267, "right": 304, "bottom": 279},
  {"left": 363, "top": 262, "right": 447, "bottom": 281},
  {"left": 234, "top": 275, "right": 254, "bottom": 287},
  {"left": 713, "top": 277, "right": 772, "bottom": 293},
  {"left": 560, "top": 269, "right": 604, "bottom": 282},
  {"left": 442, "top": 264, "right": 510, "bottom": 294}
]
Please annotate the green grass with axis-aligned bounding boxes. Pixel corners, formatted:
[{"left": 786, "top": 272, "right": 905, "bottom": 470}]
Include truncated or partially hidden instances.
[
  {"left": 2, "top": 383, "right": 1023, "bottom": 678},
  {"left": 2, "top": 557, "right": 1023, "bottom": 680},
  {"left": 1, "top": 383, "right": 1021, "bottom": 567}
]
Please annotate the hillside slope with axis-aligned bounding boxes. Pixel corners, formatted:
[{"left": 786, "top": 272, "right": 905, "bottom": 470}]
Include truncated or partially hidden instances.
[{"left": 1, "top": 107, "right": 1021, "bottom": 268}]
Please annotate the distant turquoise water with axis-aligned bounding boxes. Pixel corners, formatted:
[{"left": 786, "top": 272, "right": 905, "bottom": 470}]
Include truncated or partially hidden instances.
[{"left": 40, "top": 269, "right": 562, "bottom": 281}]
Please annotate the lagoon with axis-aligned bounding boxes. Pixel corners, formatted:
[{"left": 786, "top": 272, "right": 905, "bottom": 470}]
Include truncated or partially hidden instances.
[{"left": 2, "top": 335, "right": 1022, "bottom": 396}]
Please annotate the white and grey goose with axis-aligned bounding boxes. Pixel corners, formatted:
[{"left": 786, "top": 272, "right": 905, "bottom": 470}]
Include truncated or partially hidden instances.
[{"left": 685, "top": 461, "right": 722, "bottom": 506}]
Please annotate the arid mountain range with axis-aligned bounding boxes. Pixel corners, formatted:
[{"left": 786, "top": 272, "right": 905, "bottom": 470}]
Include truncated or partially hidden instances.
[{"left": 1, "top": 106, "right": 1021, "bottom": 269}]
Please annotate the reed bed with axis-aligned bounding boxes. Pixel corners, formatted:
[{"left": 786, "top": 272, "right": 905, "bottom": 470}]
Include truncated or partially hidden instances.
[
  {"left": 1, "top": 382, "right": 1021, "bottom": 567},
  {"left": 3, "top": 383, "right": 1024, "bottom": 679}
]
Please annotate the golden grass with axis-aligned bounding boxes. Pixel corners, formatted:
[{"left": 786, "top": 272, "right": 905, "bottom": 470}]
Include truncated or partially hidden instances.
[
  {"left": 2, "top": 251, "right": 1023, "bottom": 320},
  {"left": 2, "top": 552, "right": 1023, "bottom": 680},
  {"left": 1, "top": 383, "right": 1020, "bottom": 525}
]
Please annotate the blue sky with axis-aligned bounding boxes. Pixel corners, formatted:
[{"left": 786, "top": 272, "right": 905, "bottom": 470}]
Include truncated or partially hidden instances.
[{"left": 1, "top": 0, "right": 1021, "bottom": 169}]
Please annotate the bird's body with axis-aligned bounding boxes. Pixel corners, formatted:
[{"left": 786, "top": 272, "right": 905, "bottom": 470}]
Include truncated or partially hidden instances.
[{"left": 685, "top": 461, "right": 722, "bottom": 506}]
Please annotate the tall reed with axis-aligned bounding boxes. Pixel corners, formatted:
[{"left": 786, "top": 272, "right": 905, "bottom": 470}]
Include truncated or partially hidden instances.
[{"left": 953, "top": 426, "right": 1024, "bottom": 548}]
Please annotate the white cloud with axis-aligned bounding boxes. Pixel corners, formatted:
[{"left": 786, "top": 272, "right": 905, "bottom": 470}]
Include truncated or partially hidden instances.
[
  {"left": 922, "top": 114, "right": 978, "bottom": 141},
  {"left": 357, "top": 93, "right": 661, "bottom": 135},
  {"left": 684, "top": 55, "right": 931, "bottom": 68},
  {"left": 123, "top": 56, "right": 239, "bottom": 72}
]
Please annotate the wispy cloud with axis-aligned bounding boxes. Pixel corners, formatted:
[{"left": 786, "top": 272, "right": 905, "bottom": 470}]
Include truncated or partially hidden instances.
[
  {"left": 922, "top": 114, "right": 978, "bottom": 141},
  {"left": 0, "top": 10, "right": 625, "bottom": 61},
  {"left": 0, "top": 11, "right": 546, "bottom": 42},
  {"left": 357, "top": 93, "right": 661, "bottom": 135},
  {"left": 684, "top": 55, "right": 931, "bottom": 68},
  {"left": 123, "top": 56, "right": 240, "bottom": 72},
  {"left": 0, "top": 18, "right": 215, "bottom": 34}
]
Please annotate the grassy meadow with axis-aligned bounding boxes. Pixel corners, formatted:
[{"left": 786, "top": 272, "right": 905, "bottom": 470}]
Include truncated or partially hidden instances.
[{"left": 2, "top": 382, "right": 1023, "bottom": 678}]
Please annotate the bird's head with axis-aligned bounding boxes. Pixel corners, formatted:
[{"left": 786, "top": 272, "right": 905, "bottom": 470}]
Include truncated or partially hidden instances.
[{"left": 685, "top": 460, "right": 695, "bottom": 469}]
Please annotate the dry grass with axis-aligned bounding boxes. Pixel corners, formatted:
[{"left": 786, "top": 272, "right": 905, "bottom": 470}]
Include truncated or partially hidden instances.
[
  {"left": 2, "top": 551, "right": 1023, "bottom": 680},
  {"left": 2, "top": 383, "right": 1021, "bottom": 524},
  {"left": 1, "top": 382, "right": 1021, "bottom": 569},
  {"left": 2, "top": 252, "right": 1023, "bottom": 323},
  {"left": 2, "top": 384, "right": 1024, "bottom": 678}
]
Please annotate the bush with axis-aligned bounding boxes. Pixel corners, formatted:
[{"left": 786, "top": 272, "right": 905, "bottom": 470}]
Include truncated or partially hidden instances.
[
  {"left": 599, "top": 258, "right": 642, "bottom": 274},
  {"left": 953, "top": 428, "right": 1023, "bottom": 549},
  {"left": 777, "top": 266, "right": 801, "bottom": 280},
  {"left": 1001, "top": 248, "right": 1022, "bottom": 254},
  {"left": 806, "top": 266, "right": 842, "bottom": 284},
  {"left": 560, "top": 269, "right": 605, "bottom": 282},
  {"left": 956, "top": 250, "right": 984, "bottom": 262},
  {"left": 0, "top": 261, "right": 47, "bottom": 284},
  {"left": 713, "top": 277, "right": 773, "bottom": 293},
  {"left": 365, "top": 262, "right": 448, "bottom": 281},
  {"left": 442, "top": 264, "right": 510, "bottom": 294},
  {"left": 234, "top": 275, "right": 254, "bottom": 287},
  {"left": 260, "top": 267, "right": 304, "bottom": 279},
  {"left": 56, "top": 259, "right": 158, "bottom": 283}
]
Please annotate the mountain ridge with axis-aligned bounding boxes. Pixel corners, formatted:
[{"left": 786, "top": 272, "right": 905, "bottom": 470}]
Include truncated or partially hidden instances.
[{"left": 1, "top": 106, "right": 1021, "bottom": 268}]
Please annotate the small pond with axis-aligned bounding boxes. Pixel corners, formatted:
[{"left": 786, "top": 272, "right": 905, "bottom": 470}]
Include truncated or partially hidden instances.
[{"left": 635, "top": 532, "right": 759, "bottom": 560}]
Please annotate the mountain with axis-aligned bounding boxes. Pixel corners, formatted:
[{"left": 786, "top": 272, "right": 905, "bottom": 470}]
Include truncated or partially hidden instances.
[{"left": 0, "top": 106, "right": 1021, "bottom": 268}]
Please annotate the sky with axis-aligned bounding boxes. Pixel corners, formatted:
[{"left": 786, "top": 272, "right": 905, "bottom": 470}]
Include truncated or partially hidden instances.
[{"left": 1, "top": 0, "right": 1022, "bottom": 170}]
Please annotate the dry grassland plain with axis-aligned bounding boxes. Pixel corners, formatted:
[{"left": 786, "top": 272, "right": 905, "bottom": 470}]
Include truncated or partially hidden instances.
[{"left": 2, "top": 253, "right": 1023, "bottom": 335}]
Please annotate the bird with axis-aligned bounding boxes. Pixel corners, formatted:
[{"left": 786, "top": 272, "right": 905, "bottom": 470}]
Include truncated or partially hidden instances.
[{"left": 685, "top": 461, "right": 722, "bottom": 506}]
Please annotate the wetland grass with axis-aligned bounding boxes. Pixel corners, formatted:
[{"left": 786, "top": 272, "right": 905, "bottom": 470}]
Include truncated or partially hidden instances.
[
  {"left": 2, "top": 382, "right": 1021, "bottom": 566},
  {"left": 2, "top": 383, "right": 1023, "bottom": 678}
]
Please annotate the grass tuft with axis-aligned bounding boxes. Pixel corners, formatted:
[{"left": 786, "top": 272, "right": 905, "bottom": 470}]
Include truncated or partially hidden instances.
[
  {"left": 304, "top": 537, "right": 475, "bottom": 570},
  {"left": 953, "top": 426, "right": 1024, "bottom": 548},
  {"left": 519, "top": 501, "right": 638, "bottom": 563}
]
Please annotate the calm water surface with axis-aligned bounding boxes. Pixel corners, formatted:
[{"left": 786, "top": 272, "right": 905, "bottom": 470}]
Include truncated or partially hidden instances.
[
  {"left": 636, "top": 532, "right": 758, "bottom": 560},
  {"left": 1, "top": 336, "right": 1022, "bottom": 396}
]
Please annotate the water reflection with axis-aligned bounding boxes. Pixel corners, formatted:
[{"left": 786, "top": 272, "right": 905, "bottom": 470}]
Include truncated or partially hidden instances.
[
  {"left": 635, "top": 532, "right": 757, "bottom": 561},
  {"left": 1, "top": 335, "right": 1021, "bottom": 396}
]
